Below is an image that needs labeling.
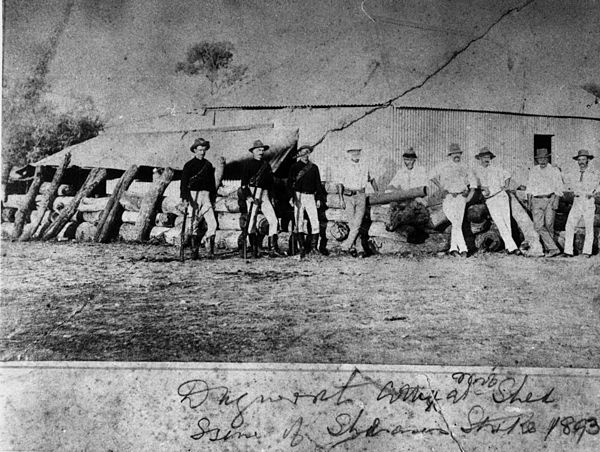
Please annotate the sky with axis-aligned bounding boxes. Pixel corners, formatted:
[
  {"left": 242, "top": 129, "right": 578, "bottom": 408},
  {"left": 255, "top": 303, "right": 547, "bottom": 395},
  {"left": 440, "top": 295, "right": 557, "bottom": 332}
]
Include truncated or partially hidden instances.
[{"left": 3, "top": 0, "right": 600, "bottom": 126}]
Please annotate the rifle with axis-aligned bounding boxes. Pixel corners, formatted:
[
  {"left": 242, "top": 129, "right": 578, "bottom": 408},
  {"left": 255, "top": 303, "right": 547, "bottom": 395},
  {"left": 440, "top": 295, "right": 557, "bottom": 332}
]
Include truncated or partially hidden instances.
[
  {"left": 180, "top": 203, "right": 188, "bottom": 262},
  {"left": 242, "top": 185, "right": 259, "bottom": 259}
]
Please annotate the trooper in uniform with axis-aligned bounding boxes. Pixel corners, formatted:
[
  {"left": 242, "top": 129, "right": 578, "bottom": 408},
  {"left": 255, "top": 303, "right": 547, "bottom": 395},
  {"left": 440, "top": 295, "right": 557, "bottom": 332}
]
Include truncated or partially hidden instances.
[
  {"left": 337, "top": 145, "right": 379, "bottom": 257},
  {"left": 472, "top": 146, "right": 521, "bottom": 255},
  {"left": 240, "top": 139, "right": 283, "bottom": 258},
  {"left": 562, "top": 149, "right": 600, "bottom": 257},
  {"left": 288, "top": 144, "right": 325, "bottom": 256},
  {"left": 180, "top": 137, "right": 217, "bottom": 259},
  {"left": 429, "top": 143, "right": 477, "bottom": 257}
]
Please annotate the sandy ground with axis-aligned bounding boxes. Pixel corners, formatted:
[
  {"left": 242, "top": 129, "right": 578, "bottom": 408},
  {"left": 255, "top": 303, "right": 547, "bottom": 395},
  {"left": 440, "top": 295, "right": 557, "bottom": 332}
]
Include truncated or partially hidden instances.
[{"left": 1, "top": 240, "right": 599, "bottom": 368}]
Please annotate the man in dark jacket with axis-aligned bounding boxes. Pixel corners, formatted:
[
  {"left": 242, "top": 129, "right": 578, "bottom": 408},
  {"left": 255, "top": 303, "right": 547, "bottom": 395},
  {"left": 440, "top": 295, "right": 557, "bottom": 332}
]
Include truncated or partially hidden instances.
[
  {"left": 240, "top": 139, "right": 283, "bottom": 257},
  {"left": 288, "top": 145, "right": 325, "bottom": 256},
  {"left": 180, "top": 137, "right": 217, "bottom": 259}
]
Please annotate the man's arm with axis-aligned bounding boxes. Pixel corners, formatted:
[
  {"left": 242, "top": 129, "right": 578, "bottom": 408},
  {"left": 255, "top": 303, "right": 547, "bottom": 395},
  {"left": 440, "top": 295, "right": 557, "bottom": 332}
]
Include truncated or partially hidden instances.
[{"left": 551, "top": 167, "right": 564, "bottom": 210}]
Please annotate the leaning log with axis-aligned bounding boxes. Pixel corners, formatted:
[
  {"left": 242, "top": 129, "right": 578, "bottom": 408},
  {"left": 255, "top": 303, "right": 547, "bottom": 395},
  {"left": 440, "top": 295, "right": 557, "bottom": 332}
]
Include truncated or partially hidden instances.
[
  {"left": 134, "top": 167, "right": 174, "bottom": 241},
  {"left": 508, "top": 192, "right": 544, "bottom": 255},
  {"left": 95, "top": 165, "right": 138, "bottom": 243},
  {"left": 29, "top": 152, "right": 71, "bottom": 240},
  {"left": 13, "top": 166, "right": 44, "bottom": 240},
  {"left": 42, "top": 168, "right": 107, "bottom": 240},
  {"left": 57, "top": 221, "right": 78, "bottom": 241}
]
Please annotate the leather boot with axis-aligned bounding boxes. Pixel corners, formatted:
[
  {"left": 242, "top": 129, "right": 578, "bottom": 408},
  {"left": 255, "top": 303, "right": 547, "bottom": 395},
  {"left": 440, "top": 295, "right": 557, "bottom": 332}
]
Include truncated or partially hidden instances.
[
  {"left": 208, "top": 235, "right": 215, "bottom": 259},
  {"left": 190, "top": 237, "right": 199, "bottom": 260},
  {"left": 250, "top": 234, "right": 260, "bottom": 258},
  {"left": 318, "top": 235, "right": 329, "bottom": 256},
  {"left": 309, "top": 234, "right": 319, "bottom": 255},
  {"left": 267, "top": 235, "right": 281, "bottom": 257},
  {"left": 299, "top": 233, "right": 306, "bottom": 258}
]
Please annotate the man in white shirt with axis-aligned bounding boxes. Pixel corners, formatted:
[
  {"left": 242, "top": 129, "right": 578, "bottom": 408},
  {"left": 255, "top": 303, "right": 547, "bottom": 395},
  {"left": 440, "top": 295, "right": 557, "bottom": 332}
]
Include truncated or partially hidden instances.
[
  {"left": 337, "top": 146, "right": 378, "bottom": 257},
  {"left": 473, "top": 147, "right": 520, "bottom": 254},
  {"left": 429, "top": 143, "right": 477, "bottom": 257},
  {"left": 525, "top": 148, "right": 563, "bottom": 257},
  {"left": 385, "top": 147, "right": 430, "bottom": 242},
  {"left": 562, "top": 149, "right": 599, "bottom": 257}
]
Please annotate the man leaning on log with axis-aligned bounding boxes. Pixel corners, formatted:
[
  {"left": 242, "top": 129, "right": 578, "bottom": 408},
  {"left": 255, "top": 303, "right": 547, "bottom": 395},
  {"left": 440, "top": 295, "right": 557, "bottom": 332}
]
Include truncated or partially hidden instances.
[
  {"left": 337, "top": 145, "right": 378, "bottom": 258},
  {"left": 180, "top": 137, "right": 218, "bottom": 259},
  {"left": 385, "top": 147, "right": 430, "bottom": 244},
  {"left": 562, "top": 149, "right": 600, "bottom": 258},
  {"left": 525, "top": 148, "right": 563, "bottom": 258},
  {"left": 429, "top": 143, "right": 477, "bottom": 258},
  {"left": 472, "top": 147, "right": 522, "bottom": 255},
  {"left": 240, "top": 139, "right": 284, "bottom": 258}
]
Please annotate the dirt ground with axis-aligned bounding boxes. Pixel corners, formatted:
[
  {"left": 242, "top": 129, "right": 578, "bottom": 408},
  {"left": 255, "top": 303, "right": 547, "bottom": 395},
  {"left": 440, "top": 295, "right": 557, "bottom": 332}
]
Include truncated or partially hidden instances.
[{"left": 1, "top": 240, "right": 599, "bottom": 368}]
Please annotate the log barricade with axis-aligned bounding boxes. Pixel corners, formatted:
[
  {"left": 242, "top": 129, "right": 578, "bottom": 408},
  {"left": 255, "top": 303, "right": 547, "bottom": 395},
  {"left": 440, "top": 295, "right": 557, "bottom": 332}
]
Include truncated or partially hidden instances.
[
  {"left": 28, "top": 152, "right": 71, "bottom": 240},
  {"left": 42, "top": 168, "right": 108, "bottom": 241},
  {"left": 134, "top": 167, "right": 174, "bottom": 242},
  {"left": 95, "top": 165, "right": 138, "bottom": 243},
  {"left": 13, "top": 166, "right": 44, "bottom": 240}
]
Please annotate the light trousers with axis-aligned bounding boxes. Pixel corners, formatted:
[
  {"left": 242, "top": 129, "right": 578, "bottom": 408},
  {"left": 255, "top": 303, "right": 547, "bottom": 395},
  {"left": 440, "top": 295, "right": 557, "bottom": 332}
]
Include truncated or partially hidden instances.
[
  {"left": 531, "top": 197, "right": 558, "bottom": 252},
  {"left": 564, "top": 197, "right": 595, "bottom": 255},
  {"left": 294, "top": 192, "right": 319, "bottom": 234},
  {"left": 246, "top": 188, "right": 278, "bottom": 236},
  {"left": 443, "top": 194, "right": 468, "bottom": 253},
  {"left": 485, "top": 191, "right": 518, "bottom": 252},
  {"left": 188, "top": 190, "right": 217, "bottom": 238},
  {"left": 343, "top": 192, "right": 367, "bottom": 249}
]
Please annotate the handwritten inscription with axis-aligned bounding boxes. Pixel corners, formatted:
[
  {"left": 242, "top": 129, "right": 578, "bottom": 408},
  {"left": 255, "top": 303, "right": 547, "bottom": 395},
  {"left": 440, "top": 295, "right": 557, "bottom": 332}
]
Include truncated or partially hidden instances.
[{"left": 175, "top": 368, "right": 598, "bottom": 449}]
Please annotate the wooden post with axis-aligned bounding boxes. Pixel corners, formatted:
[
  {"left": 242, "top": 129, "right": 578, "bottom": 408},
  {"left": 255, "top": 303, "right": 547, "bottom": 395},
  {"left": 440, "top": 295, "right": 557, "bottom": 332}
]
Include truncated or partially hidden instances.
[
  {"left": 42, "top": 168, "right": 108, "bottom": 240},
  {"left": 28, "top": 152, "right": 71, "bottom": 240},
  {"left": 95, "top": 165, "right": 139, "bottom": 243},
  {"left": 13, "top": 166, "right": 44, "bottom": 239},
  {"left": 134, "top": 167, "right": 174, "bottom": 242}
]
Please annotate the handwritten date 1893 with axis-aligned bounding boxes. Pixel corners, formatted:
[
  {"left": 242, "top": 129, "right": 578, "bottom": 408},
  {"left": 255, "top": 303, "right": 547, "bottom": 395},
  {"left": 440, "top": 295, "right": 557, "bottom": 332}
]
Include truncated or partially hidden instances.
[{"left": 544, "top": 415, "right": 599, "bottom": 444}]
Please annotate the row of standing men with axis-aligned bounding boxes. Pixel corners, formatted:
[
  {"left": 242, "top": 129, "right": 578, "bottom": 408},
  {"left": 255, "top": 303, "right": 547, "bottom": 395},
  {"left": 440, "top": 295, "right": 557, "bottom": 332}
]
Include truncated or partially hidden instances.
[{"left": 180, "top": 137, "right": 600, "bottom": 259}]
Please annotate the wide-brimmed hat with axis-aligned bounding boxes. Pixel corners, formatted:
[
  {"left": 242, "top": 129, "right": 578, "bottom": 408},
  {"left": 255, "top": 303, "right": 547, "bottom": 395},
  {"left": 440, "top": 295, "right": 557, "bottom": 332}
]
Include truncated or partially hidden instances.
[
  {"left": 249, "top": 139, "right": 269, "bottom": 153},
  {"left": 447, "top": 143, "right": 462, "bottom": 156},
  {"left": 573, "top": 149, "right": 594, "bottom": 160},
  {"left": 535, "top": 148, "right": 550, "bottom": 159},
  {"left": 475, "top": 147, "right": 496, "bottom": 160},
  {"left": 190, "top": 137, "right": 210, "bottom": 152},
  {"left": 402, "top": 147, "right": 417, "bottom": 159},
  {"left": 295, "top": 145, "right": 313, "bottom": 158}
]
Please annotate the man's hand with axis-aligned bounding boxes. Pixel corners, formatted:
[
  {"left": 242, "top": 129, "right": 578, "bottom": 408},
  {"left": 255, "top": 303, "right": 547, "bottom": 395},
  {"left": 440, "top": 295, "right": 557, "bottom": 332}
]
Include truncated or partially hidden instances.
[{"left": 481, "top": 187, "right": 490, "bottom": 198}]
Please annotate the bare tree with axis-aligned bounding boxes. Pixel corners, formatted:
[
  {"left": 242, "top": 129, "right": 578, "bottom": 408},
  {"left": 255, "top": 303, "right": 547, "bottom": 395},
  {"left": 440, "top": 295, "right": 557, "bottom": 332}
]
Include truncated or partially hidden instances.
[{"left": 176, "top": 41, "right": 248, "bottom": 95}]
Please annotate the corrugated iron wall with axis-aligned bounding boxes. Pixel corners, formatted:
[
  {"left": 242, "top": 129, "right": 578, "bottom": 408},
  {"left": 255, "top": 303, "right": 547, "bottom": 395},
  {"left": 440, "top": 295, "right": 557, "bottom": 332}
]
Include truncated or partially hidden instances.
[{"left": 393, "top": 108, "right": 600, "bottom": 185}]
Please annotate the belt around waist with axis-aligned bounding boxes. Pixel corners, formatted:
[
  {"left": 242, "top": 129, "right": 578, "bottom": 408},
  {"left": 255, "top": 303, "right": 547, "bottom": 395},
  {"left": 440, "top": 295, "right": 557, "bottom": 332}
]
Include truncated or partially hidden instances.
[
  {"left": 296, "top": 190, "right": 316, "bottom": 195},
  {"left": 533, "top": 194, "right": 553, "bottom": 198},
  {"left": 343, "top": 189, "right": 365, "bottom": 196}
]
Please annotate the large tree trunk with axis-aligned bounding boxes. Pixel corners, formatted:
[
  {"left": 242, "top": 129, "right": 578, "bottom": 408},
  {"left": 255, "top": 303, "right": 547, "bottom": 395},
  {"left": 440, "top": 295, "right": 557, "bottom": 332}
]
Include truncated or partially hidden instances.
[
  {"left": 134, "top": 167, "right": 174, "bottom": 241},
  {"left": 13, "top": 166, "right": 44, "bottom": 239},
  {"left": 95, "top": 165, "right": 138, "bottom": 243},
  {"left": 42, "top": 168, "right": 107, "bottom": 240},
  {"left": 29, "top": 152, "right": 71, "bottom": 240},
  {"left": 367, "top": 187, "right": 427, "bottom": 206}
]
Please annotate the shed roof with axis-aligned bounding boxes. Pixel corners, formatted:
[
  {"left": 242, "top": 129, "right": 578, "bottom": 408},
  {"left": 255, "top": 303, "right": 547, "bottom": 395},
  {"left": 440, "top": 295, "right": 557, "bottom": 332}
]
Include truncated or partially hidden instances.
[{"left": 34, "top": 124, "right": 299, "bottom": 176}]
